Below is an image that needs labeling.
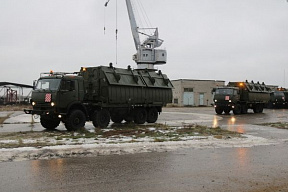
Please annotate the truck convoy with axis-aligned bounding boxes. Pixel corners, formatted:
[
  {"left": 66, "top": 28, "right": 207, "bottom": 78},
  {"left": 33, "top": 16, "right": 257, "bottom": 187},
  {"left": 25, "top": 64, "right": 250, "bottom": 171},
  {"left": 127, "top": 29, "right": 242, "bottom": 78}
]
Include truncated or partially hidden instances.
[
  {"left": 25, "top": 64, "right": 173, "bottom": 131},
  {"left": 213, "top": 81, "right": 271, "bottom": 115}
]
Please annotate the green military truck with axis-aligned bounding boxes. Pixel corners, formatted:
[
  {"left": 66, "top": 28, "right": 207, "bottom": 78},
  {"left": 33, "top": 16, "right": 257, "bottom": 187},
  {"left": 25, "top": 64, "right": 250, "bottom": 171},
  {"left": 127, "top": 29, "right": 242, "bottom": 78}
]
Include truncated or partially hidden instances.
[
  {"left": 213, "top": 81, "right": 271, "bottom": 115},
  {"left": 267, "top": 89, "right": 287, "bottom": 109},
  {"left": 24, "top": 64, "right": 173, "bottom": 131}
]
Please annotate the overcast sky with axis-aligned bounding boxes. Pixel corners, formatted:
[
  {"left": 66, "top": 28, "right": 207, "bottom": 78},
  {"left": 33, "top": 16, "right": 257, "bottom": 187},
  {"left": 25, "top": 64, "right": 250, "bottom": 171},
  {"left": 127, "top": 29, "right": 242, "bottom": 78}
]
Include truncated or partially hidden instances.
[{"left": 1, "top": 0, "right": 288, "bottom": 87}]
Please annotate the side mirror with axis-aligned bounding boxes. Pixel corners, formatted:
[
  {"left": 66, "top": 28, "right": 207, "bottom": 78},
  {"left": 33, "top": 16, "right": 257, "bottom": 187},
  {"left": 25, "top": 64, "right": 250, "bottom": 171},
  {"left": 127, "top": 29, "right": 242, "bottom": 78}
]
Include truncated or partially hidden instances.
[
  {"left": 211, "top": 88, "right": 216, "bottom": 94},
  {"left": 33, "top": 80, "right": 37, "bottom": 90}
]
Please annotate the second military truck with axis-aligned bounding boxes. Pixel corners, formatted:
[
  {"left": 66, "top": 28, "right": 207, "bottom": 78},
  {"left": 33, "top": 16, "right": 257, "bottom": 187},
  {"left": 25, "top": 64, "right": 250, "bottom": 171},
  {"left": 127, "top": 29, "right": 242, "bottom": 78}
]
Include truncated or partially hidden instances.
[
  {"left": 25, "top": 64, "right": 173, "bottom": 131},
  {"left": 213, "top": 81, "right": 271, "bottom": 115}
]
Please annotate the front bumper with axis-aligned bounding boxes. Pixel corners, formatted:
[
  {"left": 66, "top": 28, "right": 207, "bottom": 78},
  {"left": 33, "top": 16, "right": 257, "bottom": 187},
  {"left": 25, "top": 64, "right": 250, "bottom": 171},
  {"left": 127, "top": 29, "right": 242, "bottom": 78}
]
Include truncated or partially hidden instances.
[
  {"left": 24, "top": 104, "right": 60, "bottom": 115},
  {"left": 24, "top": 109, "right": 55, "bottom": 115},
  {"left": 214, "top": 102, "right": 235, "bottom": 109}
]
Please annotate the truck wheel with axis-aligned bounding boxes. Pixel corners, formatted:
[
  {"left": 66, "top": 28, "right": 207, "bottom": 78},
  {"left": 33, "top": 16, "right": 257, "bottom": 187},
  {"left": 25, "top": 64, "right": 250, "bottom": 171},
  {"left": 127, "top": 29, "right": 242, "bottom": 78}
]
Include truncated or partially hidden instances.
[
  {"left": 91, "top": 111, "right": 98, "bottom": 128},
  {"left": 96, "top": 109, "right": 110, "bottom": 128},
  {"left": 134, "top": 108, "right": 147, "bottom": 124},
  {"left": 147, "top": 107, "right": 158, "bottom": 123},
  {"left": 233, "top": 104, "right": 241, "bottom": 115},
  {"left": 259, "top": 104, "right": 264, "bottom": 113},
  {"left": 124, "top": 114, "right": 133, "bottom": 123},
  {"left": 253, "top": 104, "right": 262, "bottom": 113},
  {"left": 40, "top": 115, "right": 60, "bottom": 130},
  {"left": 111, "top": 114, "right": 123, "bottom": 123},
  {"left": 215, "top": 107, "right": 223, "bottom": 115},
  {"left": 65, "top": 110, "right": 86, "bottom": 131},
  {"left": 224, "top": 109, "right": 230, "bottom": 114},
  {"left": 241, "top": 104, "right": 248, "bottom": 114}
]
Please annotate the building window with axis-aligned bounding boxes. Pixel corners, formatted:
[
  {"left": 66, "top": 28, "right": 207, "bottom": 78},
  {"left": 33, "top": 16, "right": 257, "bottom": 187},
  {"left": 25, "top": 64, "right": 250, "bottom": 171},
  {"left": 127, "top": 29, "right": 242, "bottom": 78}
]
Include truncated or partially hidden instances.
[
  {"left": 174, "top": 98, "right": 178, "bottom": 104},
  {"left": 184, "top": 88, "right": 193, "bottom": 92}
]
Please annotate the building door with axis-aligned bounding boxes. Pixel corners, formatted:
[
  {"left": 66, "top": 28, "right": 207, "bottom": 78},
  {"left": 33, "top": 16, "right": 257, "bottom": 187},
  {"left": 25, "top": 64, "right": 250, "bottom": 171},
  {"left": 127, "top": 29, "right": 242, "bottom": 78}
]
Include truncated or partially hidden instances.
[
  {"left": 199, "top": 93, "right": 204, "bottom": 106},
  {"left": 183, "top": 92, "right": 194, "bottom": 106}
]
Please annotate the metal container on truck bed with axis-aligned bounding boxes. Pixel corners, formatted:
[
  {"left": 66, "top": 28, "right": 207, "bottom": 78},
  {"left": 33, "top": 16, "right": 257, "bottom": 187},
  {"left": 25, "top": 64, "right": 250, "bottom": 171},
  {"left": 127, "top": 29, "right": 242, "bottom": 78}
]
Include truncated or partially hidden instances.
[
  {"left": 227, "top": 81, "right": 271, "bottom": 103},
  {"left": 213, "top": 81, "right": 271, "bottom": 115},
  {"left": 80, "top": 64, "right": 172, "bottom": 106}
]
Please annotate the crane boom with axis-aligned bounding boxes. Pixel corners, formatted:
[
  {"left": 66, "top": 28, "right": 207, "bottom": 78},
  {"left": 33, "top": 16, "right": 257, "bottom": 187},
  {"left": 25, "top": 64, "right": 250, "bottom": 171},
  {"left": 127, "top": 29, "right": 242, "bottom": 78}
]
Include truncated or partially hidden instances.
[
  {"left": 105, "top": 0, "right": 167, "bottom": 69},
  {"left": 125, "top": 0, "right": 141, "bottom": 50}
]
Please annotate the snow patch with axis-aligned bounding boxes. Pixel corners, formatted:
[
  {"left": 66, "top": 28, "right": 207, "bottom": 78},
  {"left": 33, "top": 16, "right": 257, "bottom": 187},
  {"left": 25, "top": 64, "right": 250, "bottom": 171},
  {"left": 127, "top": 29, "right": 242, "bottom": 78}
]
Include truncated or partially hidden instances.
[{"left": 0, "top": 134, "right": 278, "bottom": 162}]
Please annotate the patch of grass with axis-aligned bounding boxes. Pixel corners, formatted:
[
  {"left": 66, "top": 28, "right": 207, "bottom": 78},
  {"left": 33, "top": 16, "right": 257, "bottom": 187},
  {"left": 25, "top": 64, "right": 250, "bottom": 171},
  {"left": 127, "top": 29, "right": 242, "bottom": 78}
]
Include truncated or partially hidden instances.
[
  {"left": 0, "top": 113, "right": 13, "bottom": 124},
  {"left": 154, "top": 138, "right": 167, "bottom": 142},
  {"left": 258, "top": 122, "right": 288, "bottom": 129},
  {"left": 0, "top": 142, "right": 59, "bottom": 149},
  {"left": 0, "top": 105, "right": 31, "bottom": 111},
  {"left": 0, "top": 123, "right": 242, "bottom": 149},
  {"left": 177, "top": 124, "right": 241, "bottom": 137}
]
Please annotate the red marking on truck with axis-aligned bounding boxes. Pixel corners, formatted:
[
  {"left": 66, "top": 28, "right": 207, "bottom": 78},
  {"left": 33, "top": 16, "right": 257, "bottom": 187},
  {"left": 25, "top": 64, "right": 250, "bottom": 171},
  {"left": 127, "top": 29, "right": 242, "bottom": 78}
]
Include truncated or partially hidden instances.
[
  {"left": 45, "top": 93, "right": 51, "bottom": 102},
  {"left": 225, "top": 96, "right": 230, "bottom": 100}
]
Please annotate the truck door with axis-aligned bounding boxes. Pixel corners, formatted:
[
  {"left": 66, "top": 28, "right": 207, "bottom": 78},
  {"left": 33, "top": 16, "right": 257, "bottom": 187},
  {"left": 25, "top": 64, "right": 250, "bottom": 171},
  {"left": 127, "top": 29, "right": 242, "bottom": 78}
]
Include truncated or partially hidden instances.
[{"left": 58, "top": 80, "right": 78, "bottom": 109}]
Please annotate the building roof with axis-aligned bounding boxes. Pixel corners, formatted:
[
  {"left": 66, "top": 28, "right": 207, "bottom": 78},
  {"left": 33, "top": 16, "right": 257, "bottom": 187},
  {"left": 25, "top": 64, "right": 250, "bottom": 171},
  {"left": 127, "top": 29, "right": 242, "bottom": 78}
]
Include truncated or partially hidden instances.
[{"left": 0, "top": 82, "right": 33, "bottom": 88}]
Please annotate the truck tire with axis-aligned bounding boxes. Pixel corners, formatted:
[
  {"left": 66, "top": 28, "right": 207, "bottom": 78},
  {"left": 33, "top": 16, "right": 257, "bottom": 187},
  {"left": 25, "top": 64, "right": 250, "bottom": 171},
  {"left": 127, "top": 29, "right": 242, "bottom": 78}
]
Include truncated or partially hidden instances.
[
  {"left": 241, "top": 104, "right": 248, "bottom": 114},
  {"left": 253, "top": 104, "right": 263, "bottom": 113},
  {"left": 215, "top": 107, "right": 223, "bottom": 115},
  {"left": 134, "top": 108, "right": 147, "bottom": 124},
  {"left": 65, "top": 110, "right": 86, "bottom": 131},
  {"left": 147, "top": 107, "right": 158, "bottom": 123},
  {"left": 91, "top": 111, "right": 98, "bottom": 128},
  {"left": 259, "top": 104, "right": 264, "bottom": 113},
  {"left": 111, "top": 113, "right": 124, "bottom": 123},
  {"left": 224, "top": 109, "right": 230, "bottom": 114},
  {"left": 124, "top": 114, "right": 133, "bottom": 123},
  {"left": 233, "top": 104, "right": 241, "bottom": 115},
  {"left": 40, "top": 115, "right": 60, "bottom": 130},
  {"left": 96, "top": 109, "right": 110, "bottom": 128}
]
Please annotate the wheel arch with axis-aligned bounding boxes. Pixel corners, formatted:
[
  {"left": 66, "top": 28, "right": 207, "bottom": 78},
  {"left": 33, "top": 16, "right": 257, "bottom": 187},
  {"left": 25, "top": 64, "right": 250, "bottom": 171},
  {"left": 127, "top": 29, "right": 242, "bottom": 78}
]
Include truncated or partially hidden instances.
[{"left": 67, "top": 102, "right": 88, "bottom": 117}]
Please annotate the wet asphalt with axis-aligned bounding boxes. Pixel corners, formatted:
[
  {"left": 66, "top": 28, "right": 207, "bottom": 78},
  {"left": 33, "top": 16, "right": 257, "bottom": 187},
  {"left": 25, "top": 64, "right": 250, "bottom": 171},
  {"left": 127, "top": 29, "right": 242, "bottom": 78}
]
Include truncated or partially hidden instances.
[{"left": 1, "top": 107, "right": 288, "bottom": 192}]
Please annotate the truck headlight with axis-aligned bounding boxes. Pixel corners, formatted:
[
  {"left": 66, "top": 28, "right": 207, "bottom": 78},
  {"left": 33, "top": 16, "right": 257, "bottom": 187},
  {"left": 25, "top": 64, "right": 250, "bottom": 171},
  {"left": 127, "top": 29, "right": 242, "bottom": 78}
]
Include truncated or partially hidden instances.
[
  {"left": 32, "top": 101, "right": 36, "bottom": 106},
  {"left": 51, "top": 102, "right": 55, "bottom": 107},
  {"left": 229, "top": 100, "right": 232, "bottom": 103},
  {"left": 214, "top": 100, "right": 217, "bottom": 102}
]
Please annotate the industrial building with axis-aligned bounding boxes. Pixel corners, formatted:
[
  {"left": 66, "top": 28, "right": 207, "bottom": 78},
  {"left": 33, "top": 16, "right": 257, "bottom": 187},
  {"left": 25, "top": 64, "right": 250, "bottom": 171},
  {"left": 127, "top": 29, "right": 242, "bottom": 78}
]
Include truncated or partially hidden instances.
[
  {"left": 0, "top": 82, "right": 33, "bottom": 105},
  {"left": 171, "top": 79, "right": 225, "bottom": 107}
]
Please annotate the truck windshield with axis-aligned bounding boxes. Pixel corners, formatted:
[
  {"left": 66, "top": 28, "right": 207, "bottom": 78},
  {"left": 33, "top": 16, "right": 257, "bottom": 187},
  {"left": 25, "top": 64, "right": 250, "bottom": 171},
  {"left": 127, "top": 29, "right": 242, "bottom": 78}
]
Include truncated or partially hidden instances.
[
  {"left": 35, "top": 79, "right": 61, "bottom": 91},
  {"left": 215, "top": 88, "right": 234, "bottom": 95},
  {"left": 274, "top": 92, "right": 284, "bottom": 96}
]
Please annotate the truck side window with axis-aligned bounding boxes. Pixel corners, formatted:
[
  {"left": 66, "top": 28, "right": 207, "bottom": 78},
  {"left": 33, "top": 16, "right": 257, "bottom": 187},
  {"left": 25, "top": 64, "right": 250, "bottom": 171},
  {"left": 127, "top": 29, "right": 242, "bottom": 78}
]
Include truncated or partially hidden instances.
[
  {"left": 61, "top": 80, "right": 75, "bottom": 91},
  {"left": 234, "top": 90, "right": 238, "bottom": 95}
]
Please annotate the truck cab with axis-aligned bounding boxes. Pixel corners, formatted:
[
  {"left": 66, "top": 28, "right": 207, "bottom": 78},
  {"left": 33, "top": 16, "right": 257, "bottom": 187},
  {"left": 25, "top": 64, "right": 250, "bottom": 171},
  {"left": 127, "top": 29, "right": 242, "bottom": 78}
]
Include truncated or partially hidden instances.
[
  {"left": 268, "top": 90, "right": 286, "bottom": 109},
  {"left": 25, "top": 72, "right": 86, "bottom": 131},
  {"left": 213, "top": 87, "right": 239, "bottom": 114}
]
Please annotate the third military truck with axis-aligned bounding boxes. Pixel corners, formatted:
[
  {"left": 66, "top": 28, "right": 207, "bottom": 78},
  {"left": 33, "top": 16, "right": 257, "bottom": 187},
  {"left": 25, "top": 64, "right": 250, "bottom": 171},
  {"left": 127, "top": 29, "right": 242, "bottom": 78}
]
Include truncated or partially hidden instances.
[
  {"left": 213, "top": 81, "right": 271, "bottom": 115},
  {"left": 267, "top": 88, "right": 288, "bottom": 109}
]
